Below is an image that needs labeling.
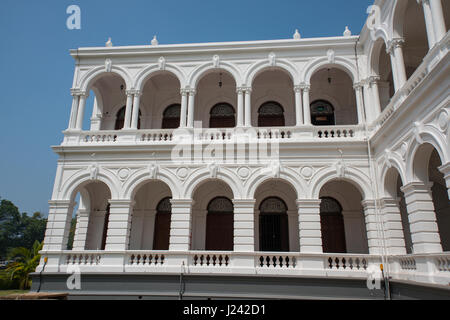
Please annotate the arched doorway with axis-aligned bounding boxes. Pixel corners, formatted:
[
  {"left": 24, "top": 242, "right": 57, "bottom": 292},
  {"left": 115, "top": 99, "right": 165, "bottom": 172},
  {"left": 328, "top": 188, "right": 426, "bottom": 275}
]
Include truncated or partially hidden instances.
[
  {"left": 205, "top": 197, "right": 234, "bottom": 251},
  {"left": 259, "top": 197, "right": 289, "bottom": 252},
  {"left": 320, "top": 197, "right": 346, "bottom": 253},
  {"left": 311, "top": 100, "right": 335, "bottom": 126},
  {"left": 115, "top": 106, "right": 141, "bottom": 130},
  {"left": 258, "top": 101, "right": 285, "bottom": 127},
  {"left": 209, "top": 103, "right": 236, "bottom": 128},
  {"left": 153, "top": 197, "right": 172, "bottom": 250},
  {"left": 162, "top": 104, "right": 181, "bottom": 129}
]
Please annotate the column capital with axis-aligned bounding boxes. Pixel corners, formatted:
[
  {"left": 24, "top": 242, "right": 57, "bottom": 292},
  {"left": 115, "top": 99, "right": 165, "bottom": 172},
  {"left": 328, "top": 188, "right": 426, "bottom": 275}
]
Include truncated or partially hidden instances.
[
  {"left": 296, "top": 199, "right": 321, "bottom": 208},
  {"left": 293, "top": 85, "right": 303, "bottom": 93},
  {"left": 361, "top": 199, "right": 377, "bottom": 209},
  {"left": 132, "top": 90, "right": 142, "bottom": 97},
  {"left": 188, "top": 88, "right": 196, "bottom": 96},
  {"left": 70, "top": 88, "right": 81, "bottom": 96},
  {"left": 180, "top": 88, "right": 189, "bottom": 96},
  {"left": 400, "top": 181, "right": 434, "bottom": 196},
  {"left": 386, "top": 38, "right": 405, "bottom": 54},
  {"left": 170, "top": 199, "right": 194, "bottom": 208},
  {"left": 125, "top": 89, "right": 135, "bottom": 97},
  {"left": 236, "top": 87, "right": 246, "bottom": 94},
  {"left": 379, "top": 197, "right": 401, "bottom": 207},
  {"left": 416, "top": 0, "right": 430, "bottom": 5},
  {"left": 353, "top": 82, "right": 364, "bottom": 91},
  {"left": 48, "top": 200, "right": 73, "bottom": 208},
  {"left": 300, "top": 83, "right": 311, "bottom": 92},
  {"left": 242, "top": 86, "right": 252, "bottom": 93},
  {"left": 232, "top": 199, "right": 256, "bottom": 208},
  {"left": 438, "top": 162, "right": 450, "bottom": 177},
  {"left": 108, "top": 199, "right": 135, "bottom": 208}
]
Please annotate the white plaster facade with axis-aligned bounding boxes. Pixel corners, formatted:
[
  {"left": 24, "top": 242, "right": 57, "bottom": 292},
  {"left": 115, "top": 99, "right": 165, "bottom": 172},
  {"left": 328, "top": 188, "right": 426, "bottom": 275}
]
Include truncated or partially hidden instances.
[{"left": 38, "top": 0, "right": 450, "bottom": 289}]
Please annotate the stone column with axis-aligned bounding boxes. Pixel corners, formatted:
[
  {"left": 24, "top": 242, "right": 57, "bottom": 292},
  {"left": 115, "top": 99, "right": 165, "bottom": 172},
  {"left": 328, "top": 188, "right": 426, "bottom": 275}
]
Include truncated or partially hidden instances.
[
  {"left": 75, "top": 91, "right": 89, "bottom": 130},
  {"left": 123, "top": 90, "right": 134, "bottom": 129},
  {"left": 401, "top": 182, "right": 442, "bottom": 254},
  {"left": 429, "top": 0, "right": 447, "bottom": 44},
  {"left": 169, "top": 199, "right": 193, "bottom": 251},
  {"left": 354, "top": 83, "right": 366, "bottom": 125},
  {"left": 130, "top": 90, "right": 142, "bottom": 129},
  {"left": 232, "top": 200, "right": 256, "bottom": 272},
  {"left": 438, "top": 162, "right": 450, "bottom": 199},
  {"left": 388, "top": 38, "right": 407, "bottom": 92},
  {"left": 244, "top": 87, "right": 252, "bottom": 127},
  {"left": 68, "top": 90, "right": 80, "bottom": 130},
  {"left": 418, "top": 0, "right": 436, "bottom": 49},
  {"left": 369, "top": 76, "right": 382, "bottom": 123},
  {"left": 187, "top": 89, "right": 196, "bottom": 128},
  {"left": 302, "top": 85, "right": 311, "bottom": 125},
  {"left": 236, "top": 87, "right": 244, "bottom": 127},
  {"left": 361, "top": 200, "right": 383, "bottom": 255},
  {"left": 72, "top": 208, "right": 90, "bottom": 251},
  {"left": 297, "top": 200, "right": 322, "bottom": 253},
  {"left": 180, "top": 89, "right": 188, "bottom": 128},
  {"left": 294, "top": 85, "right": 303, "bottom": 126},
  {"left": 43, "top": 200, "right": 74, "bottom": 251},
  {"left": 287, "top": 210, "right": 299, "bottom": 252},
  {"left": 380, "top": 198, "right": 407, "bottom": 255},
  {"left": 104, "top": 200, "right": 134, "bottom": 251}
]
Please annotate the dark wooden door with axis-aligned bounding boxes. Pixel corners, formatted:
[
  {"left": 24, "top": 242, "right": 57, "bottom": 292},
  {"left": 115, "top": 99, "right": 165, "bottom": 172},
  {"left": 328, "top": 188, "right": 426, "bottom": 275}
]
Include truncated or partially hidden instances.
[
  {"left": 205, "top": 213, "right": 234, "bottom": 251},
  {"left": 259, "top": 214, "right": 289, "bottom": 252},
  {"left": 153, "top": 212, "right": 171, "bottom": 250},
  {"left": 320, "top": 212, "right": 346, "bottom": 253},
  {"left": 210, "top": 116, "right": 235, "bottom": 128},
  {"left": 258, "top": 115, "right": 285, "bottom": 127}
]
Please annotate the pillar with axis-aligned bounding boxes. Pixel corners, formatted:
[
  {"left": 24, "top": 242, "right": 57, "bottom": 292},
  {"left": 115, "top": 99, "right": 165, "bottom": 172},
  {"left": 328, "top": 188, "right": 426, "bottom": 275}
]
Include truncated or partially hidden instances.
[
  {"left": 236, "top": 88, "right": 244, "bottom": 127},
  {"left": 232, "top": 200, "right": 256, "bottom": 272},
  {"left": 354, "top": 83, "right": 366, "bottom": 125},
  {"left": 401, "top": 182, "right": 443, "bottom": 254},
  {"left": 429, "top": 0, "right": 447, "bottom": 44},
  {"left": 388, "top": 38, "right": 407, "bottom": 92},
  {"left": 104, "top": 200, "right": 134, "bottom": 251},
  {"left": 244, "top": 87, "right": 252, "bottom": 127},
  {"left": 361, "top": 200, "right": 383, "bottom": 255},
  {"left": 72, "top": 208, "right": 90, "bottom": 251},
  {"left": 297, "top": 200, "right": 322, "bottom": 253},
  {"left": 380, "top": 198, "right": 407, "bottom": 255},
  {"left": 123, "top": 90, "right": 134, "bottom": 129},
  {"left": 287, "top": 210, "right": 299, "bottom": 252},
  {"left": 75, "top": 91, "right": 89, "bottom": 130},
  {"left": 43, "top": 200, "right": 74, "bottom": 251},
  {"left": 302, "top": 85, "right": 311, "bottom": 125},
  {"left": 68, "top": 91, "right": 80, "bottom": 130},
  {"left": 294, "top": 85, "right": 303, "bottom": 126},
  {"left": 438, "top": 162, "right": 450, "bottom": 199},
  {"left": 169, "top": 199, "right": 193, "bottom": 251},
  {"left": 130, "top": 90, "right": 141, "bottom": 129},
  {"left": 418, "top": 0, "right": 436, "bottom": 49},
  {"left": 180, "top": 89, "right": 188, "bottom": 128},
  {"left": 369, "top": 76, "right": 382, "bottom": 121},
  {"left": 187, "top": 89, "right": 196, "bottom": 128}
]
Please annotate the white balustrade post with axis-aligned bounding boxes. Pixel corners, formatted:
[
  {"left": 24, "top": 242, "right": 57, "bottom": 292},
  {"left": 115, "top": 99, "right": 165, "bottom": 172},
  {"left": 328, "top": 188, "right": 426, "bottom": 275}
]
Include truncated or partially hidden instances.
[
  {"left": 418, "top": 0, "right": 436, "bottom": 49},
  {"left": 180, "top": 89, "right": 188, "bottom": 128},
  {"left": 130, "top": 90, "right": 142, "bottom": 130},
  {"left": 75, "top": 91, "right": 89, "bottom": 130},
  {"left": 232, "top": 200, "right": 256, "bottom": 273},
  {"left": 362, "top": 200, "right": 383, "bottom": 255},
  {"left": 72, "top": 208, "right": 90, "bottom": 251},
  {"left": 438, "top": 163, "right": 450, "bottom": 199},
  {"left": 123, "top": 90, "right": 134, "bottom": 129},
  {"left": 388, "top": 39, "right": 407, "bottom": 92},
  {"left": 354, "top": 83, "right": 366, "bottom": 125},
  {"left": 302, "top": 85, "right": 311, "bottom": 125},
  {"left": 429, "top": 0, "right": 447, "bottom": 44},
  {"left": 187, "top": 89, "right": 196, "bottom": 128},
  {"left": 68, "top": 90, "right": 80, "bottom": 130},
  {"left": 380, "top": 198, "right": 407, "bottom": 255},
  {"left": 294, "top": 85, "right": 303, "bottom": 126},
  {"left": 236, "top": 87, "right": 244, "bottom": 127},
  {"left": 401, "top": 182, "right": 443, "bottom": 254}
]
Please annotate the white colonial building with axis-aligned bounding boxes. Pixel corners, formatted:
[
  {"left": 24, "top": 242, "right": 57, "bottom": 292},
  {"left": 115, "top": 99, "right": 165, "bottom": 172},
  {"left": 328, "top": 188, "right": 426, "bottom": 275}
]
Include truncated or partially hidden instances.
[{"left": 33, "top": 0, "right": 450, "bottom": 299}]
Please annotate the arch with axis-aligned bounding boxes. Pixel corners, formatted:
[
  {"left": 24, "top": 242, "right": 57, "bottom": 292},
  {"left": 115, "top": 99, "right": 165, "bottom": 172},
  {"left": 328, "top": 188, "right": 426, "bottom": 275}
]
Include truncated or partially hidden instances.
[
  {"left": 61, "top": 170, "right": 119, "bottom": 201},
  {"left": 258, "top": 101, "right": 285, "bottom": 127},
  {"left": 391, "top": 0, "right": 411, "bottom": 39},
  {"left": 310, "top": 167, "right": 373, "bottom": 200},
  {"left": 244, "top": 59, "right": 299, "bottom": 86},
  {"left": 134, "top": 64, "right": 186, "bottom": 91},
  {"left": 183, "top": 167, "right": 243, "bottom": 200},
  {"left": 122, "top": 167, "right": 180, "bottom": 200},
  {"left": 188, "top": 62, "right": 242, "bottom": 89},
  {"left": 78, "top": 66, "right": 132, "bottom": 93},
  {"left": 302, "top": 56, "right": 357, "bottom": 85},
  {"left": 368, "top": 36, "right": 390, "bottom": 76},
  {"left": 379, "top": 156, "right": 407, "bottom": 198}
]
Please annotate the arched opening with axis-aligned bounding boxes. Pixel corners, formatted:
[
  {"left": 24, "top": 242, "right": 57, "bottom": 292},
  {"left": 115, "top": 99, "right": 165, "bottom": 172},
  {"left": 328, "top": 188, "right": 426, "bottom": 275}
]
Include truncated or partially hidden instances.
[
  {"left": 129, "top": 180, "right": 172, "bottom": 250},
  {"left": 67, "top": 181, "right": 112, "bottom": 250},
  {"left": 258, "top": 101, "right": 285, "bottom": 127},
  {"left": 140, "top": 71, "right": 181, "bottom": 129},
  {"left": 162, "top": 104, "right": 181, "bottom": 129},
  {"left": 205, "top": 197, "right": 234, "bottom": 251},
  {"left": 114, "top": 106, "right": 141, "bottom": 130},
  {"left": 319, "top": 180, "right": 369, "bottom": 254},
  {"left": 320, "top": 197, "right": 346, "bottom": 253},
  {"left": 252, "top": 69, "right": 295, "bottom": 127},
  {"left": 191, "top": 179, "right": 234, "bottom": 251},
  {"left": 153, "top": 197, "right": 172, "bottom": 250},
  {"left": 259, "top": 197, "right": 289, "bottom": 252},
  {"left": 195, "top": 70, "right": 237, "bottom": 128},
  {"left": 310, "top": 100, "right": 335, "bottom": 126},
  {"left": 310, "top": 67, "right": 357, "bottom": 125},
  {"left": 209, "top": 103, "right": 236, "bottom": 128},
  {"left": 371, "top": 39, "right": 395, "bottom": 111}
]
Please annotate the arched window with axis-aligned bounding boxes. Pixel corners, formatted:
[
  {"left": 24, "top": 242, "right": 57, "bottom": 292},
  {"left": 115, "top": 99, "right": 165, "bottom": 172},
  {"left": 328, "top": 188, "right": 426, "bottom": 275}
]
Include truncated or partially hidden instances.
[
  {"left": 320, "top": 197, "right": 346, "bottom": 253},
  {"left": 205, "top": 197, "right": 234, "bottom": 251},
  {"left": 310, "top": 100, "right": 335, "bottom": 126},
  {"left": 258, "top": 101, "right": 285, "bottom": 127},
  {"left": 153, "top": 197, "right": 172, "bottom": 250},
  {"left": 162, "top": 104, "right": 181, "bottom": 129},
  {"left": 209, "top": 103, "right": 236, "bottom": 128},
  {"left": 115, "top": 106, "right": 141, "bottom": 130},
  {"left": 259, "top": 197, "right": 289, "bottom": 252}
]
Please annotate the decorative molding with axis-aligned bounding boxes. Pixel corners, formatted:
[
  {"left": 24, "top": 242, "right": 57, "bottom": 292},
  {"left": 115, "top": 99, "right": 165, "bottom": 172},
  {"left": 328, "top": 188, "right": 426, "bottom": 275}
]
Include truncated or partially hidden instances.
[
  {"left": 149, "top": 163, "right": 159, "bottom": 179},
  {"left": 335, "top": 160, "right": 346, "bottom": 178},
  {"left": 327, "top": 49, "right": 335, "bottom": 64},
  {"left": 300, "top": 166, "right": 314, "bottom": 180},
  {"left": 268, "top": 52, "right": 276, "bottom": 67},
  {"left": 158, "top": 56, "right": 166, "bottom": 70},
  {"left": 89, "top": 163, "right": 98, "bottom": 180},
  {"left": 208, "top": 162, "right": 218, "bottom": 178},
  {"left": 413, "top": 122, "right": 424, "bottom": 144},
  {"left": 237, "top": 167, "right": 251, "bottom": 180},
  {"left": 105, "top": 59, "right": 112, "bottom": 73},
  {"left": 212, "top": 55, "right": 220, "bottom": 68}
]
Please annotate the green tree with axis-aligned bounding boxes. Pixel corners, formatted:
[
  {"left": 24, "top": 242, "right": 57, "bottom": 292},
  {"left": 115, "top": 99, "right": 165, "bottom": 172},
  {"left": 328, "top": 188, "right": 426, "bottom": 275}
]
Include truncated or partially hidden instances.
[{"left": 5, "top": 240, "right": 43, "bottom": 290}]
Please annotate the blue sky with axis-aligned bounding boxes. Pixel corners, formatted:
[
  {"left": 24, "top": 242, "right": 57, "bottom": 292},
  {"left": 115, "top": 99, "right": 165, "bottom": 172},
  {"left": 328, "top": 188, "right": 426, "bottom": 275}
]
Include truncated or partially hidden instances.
[{"left": 0, "top": 0, "right": 373, "bottom": 215}]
